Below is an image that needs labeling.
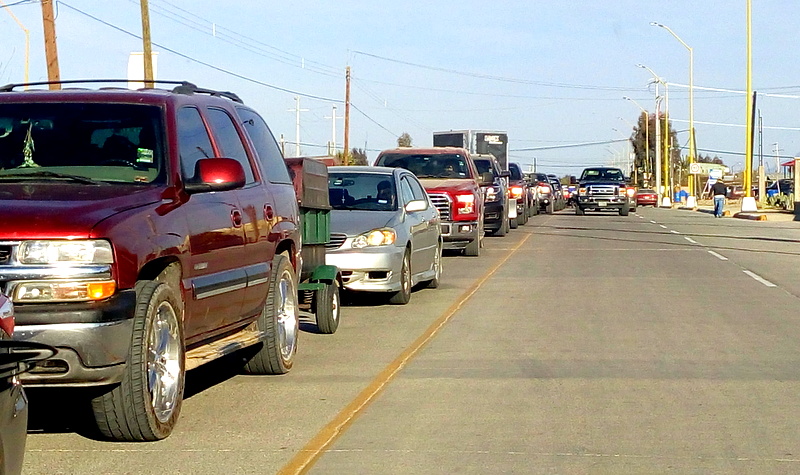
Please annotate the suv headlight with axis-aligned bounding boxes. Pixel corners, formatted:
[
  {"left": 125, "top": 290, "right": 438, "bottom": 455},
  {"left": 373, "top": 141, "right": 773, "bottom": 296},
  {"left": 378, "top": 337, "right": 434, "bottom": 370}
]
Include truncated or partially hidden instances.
[
  {"left": 18, "top": 240, "right": 113, "bottom": 264},
  {"left": 352, "top": 229, "right": 396, "bottom": 248}
]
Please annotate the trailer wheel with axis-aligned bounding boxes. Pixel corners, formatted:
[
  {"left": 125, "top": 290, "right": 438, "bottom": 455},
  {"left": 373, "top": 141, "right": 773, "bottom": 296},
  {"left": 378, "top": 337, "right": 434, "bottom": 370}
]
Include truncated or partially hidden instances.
[{"left": 315, "top": 281, "right": 340, "bottom": 334}]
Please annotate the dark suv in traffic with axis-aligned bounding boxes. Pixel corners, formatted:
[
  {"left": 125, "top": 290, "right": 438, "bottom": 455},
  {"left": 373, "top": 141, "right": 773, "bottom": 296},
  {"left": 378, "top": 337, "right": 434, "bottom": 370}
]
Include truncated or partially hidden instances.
[
  {"left": 0, "top": 80, "right": 301, "bottom": 441},
  {"left": 471, "top": 154, "right": 510, "bottom": 236}
]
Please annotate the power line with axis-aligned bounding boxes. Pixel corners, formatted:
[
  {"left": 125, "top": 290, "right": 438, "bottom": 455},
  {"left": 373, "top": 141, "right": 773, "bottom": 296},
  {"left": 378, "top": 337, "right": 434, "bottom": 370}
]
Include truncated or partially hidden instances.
[
  {"left": 59, "top": 2, "right": 343, "bottom": 103},
  {"left": 353, "top": 50, "right": 635, "bottom": 91},
  {"left": 510, "top": 138, "right": 630, "bottom": 152}
]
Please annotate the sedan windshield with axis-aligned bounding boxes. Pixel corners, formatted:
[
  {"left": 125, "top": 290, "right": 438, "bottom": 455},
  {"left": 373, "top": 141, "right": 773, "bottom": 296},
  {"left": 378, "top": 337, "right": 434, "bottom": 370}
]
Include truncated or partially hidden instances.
[
  {"left": 0, "top": 103, "right": 165, "bottom": 184},
  {"left": 329, "top": 173, "right": 397, "bottom": 211},
  {"left": 378, "top": 153, "right": 470, "bottom": 179}
]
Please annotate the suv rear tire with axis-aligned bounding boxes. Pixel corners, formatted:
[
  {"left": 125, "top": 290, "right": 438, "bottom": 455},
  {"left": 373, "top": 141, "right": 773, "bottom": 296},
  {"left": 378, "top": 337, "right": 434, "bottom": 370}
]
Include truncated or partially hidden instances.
[
  {"left": 243, "top": 253, "right": 298, "bottom": 374},
  {"left": 91, "top": 280, "right": 185, "bottom": 441}
]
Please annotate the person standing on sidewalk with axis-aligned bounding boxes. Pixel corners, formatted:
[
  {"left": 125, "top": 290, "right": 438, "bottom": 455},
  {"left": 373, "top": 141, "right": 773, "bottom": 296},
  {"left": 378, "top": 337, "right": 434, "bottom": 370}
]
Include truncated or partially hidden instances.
[{"left": 711, "top": 179, "right": 728, "bottom": 217}]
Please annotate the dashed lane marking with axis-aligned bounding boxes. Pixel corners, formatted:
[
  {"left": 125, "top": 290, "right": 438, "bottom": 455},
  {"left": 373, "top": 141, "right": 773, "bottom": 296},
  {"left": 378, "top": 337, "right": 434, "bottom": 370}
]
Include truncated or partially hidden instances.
[
  {"left": 708, "top": 250, "right": 728, "bottom": 261},
  {"left": 743, "top": 270, "right": 777, "bottom": 287},
  {"left": 659, "top": 225, "right": 668, "bottom": 229},
  {"left": 670, "top": 230, "right": 680, "bottom": 234},
  {"left": 684, "top": 237, "right": 698, "bottom": 244}
]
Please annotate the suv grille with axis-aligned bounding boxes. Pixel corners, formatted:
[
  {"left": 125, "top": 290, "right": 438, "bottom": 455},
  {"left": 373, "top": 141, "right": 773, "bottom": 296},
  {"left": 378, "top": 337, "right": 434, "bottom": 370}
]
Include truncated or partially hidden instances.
[
  {"left": 428, "top": 193, "right": 451, "bottom": 221},
  {"left": 0, "top": 245, "right": 10, "bottom": 265},
  {"left": 326, "top": 233, "right": 347, "bottom": 250}
]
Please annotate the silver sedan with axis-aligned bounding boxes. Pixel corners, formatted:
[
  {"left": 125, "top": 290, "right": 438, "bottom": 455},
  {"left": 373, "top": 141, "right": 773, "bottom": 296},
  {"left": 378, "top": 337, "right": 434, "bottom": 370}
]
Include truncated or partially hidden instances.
[{"left": 325, "top": 166, "right": 442, "bottom": 305}]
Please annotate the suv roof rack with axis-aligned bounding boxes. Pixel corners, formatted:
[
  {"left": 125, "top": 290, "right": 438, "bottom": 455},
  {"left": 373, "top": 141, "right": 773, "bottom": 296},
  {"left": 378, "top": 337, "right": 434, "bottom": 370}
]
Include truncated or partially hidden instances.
[{"left": 0, "top": 79, "right": 244, "bottom": 103}]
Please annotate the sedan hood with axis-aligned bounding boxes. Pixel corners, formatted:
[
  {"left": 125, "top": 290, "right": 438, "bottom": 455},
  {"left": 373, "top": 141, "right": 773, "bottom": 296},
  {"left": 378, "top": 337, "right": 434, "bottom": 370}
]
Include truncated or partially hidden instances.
[
  {"left": 0, "top": 184, "right": 164, "bottom": 239},
  {"left": 330, "top": 209, "right": 397, "bottom": 236},
  {"left": 418, "top": 178, "right": 477, "bottom": 193}
]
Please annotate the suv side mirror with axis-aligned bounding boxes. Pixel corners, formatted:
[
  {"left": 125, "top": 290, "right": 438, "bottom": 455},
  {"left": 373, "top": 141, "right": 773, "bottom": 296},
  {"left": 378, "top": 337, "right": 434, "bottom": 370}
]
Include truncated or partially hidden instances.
[
  {"left": 500, "top": 170, "right": 511, "bottom": 178},
  {"left": 479, "top": 172, "right": 494, "bottom": 186},
  {"left": 184, "top": 158, "right": 246, "bottom": 194}
]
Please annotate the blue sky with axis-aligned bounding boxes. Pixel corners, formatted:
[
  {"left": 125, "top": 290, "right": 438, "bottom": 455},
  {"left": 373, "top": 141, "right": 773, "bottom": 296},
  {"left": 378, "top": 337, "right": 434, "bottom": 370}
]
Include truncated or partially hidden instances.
[{"left": 0, "top": 0, "right": 797, "bottom": 176}]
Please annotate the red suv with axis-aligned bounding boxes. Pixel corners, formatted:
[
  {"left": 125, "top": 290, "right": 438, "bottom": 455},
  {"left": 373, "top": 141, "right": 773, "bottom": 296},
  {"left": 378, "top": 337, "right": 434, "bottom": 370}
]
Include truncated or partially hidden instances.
[
  {"left": 374, "top": 147, "right": 487, "bottom": 256},
  {"left": 0, "top": 80, "right": 301, "bottom": 441}
]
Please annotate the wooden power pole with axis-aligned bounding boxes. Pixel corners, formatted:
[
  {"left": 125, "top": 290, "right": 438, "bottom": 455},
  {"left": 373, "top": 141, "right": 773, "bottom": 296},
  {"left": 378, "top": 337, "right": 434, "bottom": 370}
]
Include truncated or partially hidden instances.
[
  {"left": 140, "top": 0, "right": 154, "bottom": 86},
  {"left": 40, "top": 0, "right": 60, "bottom": 89},
  {"left": 343, "top": 66, "right": 351, "bottom": 165}
]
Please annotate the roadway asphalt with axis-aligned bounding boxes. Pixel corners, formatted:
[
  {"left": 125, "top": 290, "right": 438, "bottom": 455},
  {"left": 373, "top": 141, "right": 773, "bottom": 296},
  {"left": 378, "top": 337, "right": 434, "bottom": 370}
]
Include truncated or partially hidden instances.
[{"left": 22, "top": 206, "right": 800, "bottom": 475}]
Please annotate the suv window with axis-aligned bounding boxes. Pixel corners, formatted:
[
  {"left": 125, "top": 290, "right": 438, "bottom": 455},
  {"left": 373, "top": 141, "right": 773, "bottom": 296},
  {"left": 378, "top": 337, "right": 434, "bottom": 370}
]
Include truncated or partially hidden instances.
[
  {"left": 473, "top": 159, "right": 495, "bottom": 176},
  {"left": 178, "top": 107, "right": 214, "bottom": 181},
  {"left": 0, "top": 103, "right": 164, "bottom": 183},
  {"left": 237, "top": 107, "right": 291, "bottom": 184},
  {"left": 378, "top": 153, "right": 470, "bottom": 178},
  {"left": 206, "top": 108, "right": 255, "bottom": 184},
  {"left": 508, "top": 164, "right": 523, "bottom": 180}
]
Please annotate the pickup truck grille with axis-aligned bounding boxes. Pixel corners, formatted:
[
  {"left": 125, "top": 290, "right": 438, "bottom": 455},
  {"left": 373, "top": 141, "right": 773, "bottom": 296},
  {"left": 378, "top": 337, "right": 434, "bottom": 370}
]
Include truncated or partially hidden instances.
[
  {"left": 326, "top": 233, "right": 347, "bottom": 250},
  {"left": 428, "top": 193, "right": 451, "bottom": 221},
  {"left": 586, "top": 185, "right": 619, "bottom": 196}
]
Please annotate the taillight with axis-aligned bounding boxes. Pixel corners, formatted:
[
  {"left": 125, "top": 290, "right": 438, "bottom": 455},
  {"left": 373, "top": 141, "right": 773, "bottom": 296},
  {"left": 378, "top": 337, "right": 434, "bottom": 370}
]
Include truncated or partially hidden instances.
[
  {"left": 537, "top": 183, "right": 551, "bottom": 194},
  {"left": 510, "top": 186, "right": 524, "bottom": 199}
]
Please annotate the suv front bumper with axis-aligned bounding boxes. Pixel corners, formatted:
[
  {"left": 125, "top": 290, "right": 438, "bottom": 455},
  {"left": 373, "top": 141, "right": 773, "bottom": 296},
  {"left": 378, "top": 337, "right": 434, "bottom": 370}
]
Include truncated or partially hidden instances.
[{"left": 12, "top": 290, "right": 136, "bottom": 386}]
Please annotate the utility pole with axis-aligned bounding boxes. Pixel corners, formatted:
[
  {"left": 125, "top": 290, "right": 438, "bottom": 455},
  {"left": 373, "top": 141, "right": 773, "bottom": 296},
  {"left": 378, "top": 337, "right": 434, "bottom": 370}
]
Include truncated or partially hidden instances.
[
  {"left": 288, "top": 96, "right": 308, "bottom": 157},
  {"left": 140, "top": 0, "right": 154, "bottom": 87},
  {"left": 758, "top": 111, "right": 765, "bottom": 204},
  {"left": 343, "top": 66, "right": 351, "bottom": 165},
  {"left": 323, "top": 105, "right": 341, "bottom": 155},
  {"left": 40, "top": 0, "right": 60, "bottom": 89}
]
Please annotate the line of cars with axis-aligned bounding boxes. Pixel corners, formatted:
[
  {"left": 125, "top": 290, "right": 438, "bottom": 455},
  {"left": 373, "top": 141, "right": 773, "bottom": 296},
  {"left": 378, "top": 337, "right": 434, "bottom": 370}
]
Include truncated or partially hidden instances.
[{"left": 322, "top": 146, "right": 567, "bottom": 310}]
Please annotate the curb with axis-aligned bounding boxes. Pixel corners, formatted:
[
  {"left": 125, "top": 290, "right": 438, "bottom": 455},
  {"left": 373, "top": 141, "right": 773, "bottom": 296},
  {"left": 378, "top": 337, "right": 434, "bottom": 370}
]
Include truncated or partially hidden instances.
[{"left": 733, "top": 212, "right": 768, "bottom": 221}]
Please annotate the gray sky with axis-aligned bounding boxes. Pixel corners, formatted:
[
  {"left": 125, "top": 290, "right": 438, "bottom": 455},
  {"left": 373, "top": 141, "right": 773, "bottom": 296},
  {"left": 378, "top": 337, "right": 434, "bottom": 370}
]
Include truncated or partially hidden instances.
[{"left": 0, "top": 0, "right": 796, "bottom": 176}]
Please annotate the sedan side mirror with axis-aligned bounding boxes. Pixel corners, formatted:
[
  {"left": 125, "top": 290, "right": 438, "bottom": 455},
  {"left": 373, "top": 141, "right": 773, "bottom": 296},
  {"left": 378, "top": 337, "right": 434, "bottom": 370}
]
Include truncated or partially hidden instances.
[{"left": 405, "top": 199, "right": 428, "bottom": 213}]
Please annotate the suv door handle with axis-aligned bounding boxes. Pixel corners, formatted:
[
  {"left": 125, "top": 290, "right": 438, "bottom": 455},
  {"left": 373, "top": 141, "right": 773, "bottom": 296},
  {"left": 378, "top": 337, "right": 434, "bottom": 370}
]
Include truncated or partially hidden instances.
[{"left": 231, "top": 209, "right": 243, "bottom": 227}]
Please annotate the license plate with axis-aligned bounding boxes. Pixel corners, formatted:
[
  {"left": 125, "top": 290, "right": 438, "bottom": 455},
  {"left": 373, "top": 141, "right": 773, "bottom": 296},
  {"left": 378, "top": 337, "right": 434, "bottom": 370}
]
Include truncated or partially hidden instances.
[{"left": 598, "top": 202, "right": 607, "bottom": 207}]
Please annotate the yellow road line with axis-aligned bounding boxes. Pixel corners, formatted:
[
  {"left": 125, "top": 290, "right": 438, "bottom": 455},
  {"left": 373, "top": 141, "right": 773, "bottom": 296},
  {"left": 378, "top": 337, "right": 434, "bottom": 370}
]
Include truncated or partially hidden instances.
[{"left": 277, "top": 233, "right": 531, "bottom": 474}]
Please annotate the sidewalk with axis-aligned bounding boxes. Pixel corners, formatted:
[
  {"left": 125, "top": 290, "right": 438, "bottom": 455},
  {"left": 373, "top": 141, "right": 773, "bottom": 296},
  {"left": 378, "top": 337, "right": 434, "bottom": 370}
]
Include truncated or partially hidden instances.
[{"left": 675, "top": 199, "right": 797, "bottom": 222}]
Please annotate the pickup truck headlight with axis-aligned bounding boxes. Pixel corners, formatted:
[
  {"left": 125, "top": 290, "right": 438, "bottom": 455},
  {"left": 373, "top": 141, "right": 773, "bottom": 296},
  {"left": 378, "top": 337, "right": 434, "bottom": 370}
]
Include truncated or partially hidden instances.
[
  {"left": 455, "top": 193, "right": 476, "bottom": 215},
  {"left": 18, "top": 240, "right": 113, "bottom": 264},
  {"left": 484, "top": 185, "right": 501, "bottom": 203},
  {"left": 352, "top": 229, "right": 396, "bottom": 248}
]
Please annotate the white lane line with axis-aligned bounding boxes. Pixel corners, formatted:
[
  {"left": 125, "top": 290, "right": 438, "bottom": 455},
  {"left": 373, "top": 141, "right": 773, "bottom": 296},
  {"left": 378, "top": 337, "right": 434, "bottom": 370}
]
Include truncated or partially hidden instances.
[
  {"left": 743, "top": 270, "right": 777, "bottom": 287},
  {"left": 708, "top": 250, "right": 728, "bottom": 261},
  {"left": 685, "top": 237, "right": 698, "bottom": 244},
  {"left": 670, "top": 230, "right": 680, "bottom": 234},
  {"left": 659, "top": 225, "right": 668, "bottom": 229},
  {"left": 650, "top": 220, "right": 657, "bottom": 224}
]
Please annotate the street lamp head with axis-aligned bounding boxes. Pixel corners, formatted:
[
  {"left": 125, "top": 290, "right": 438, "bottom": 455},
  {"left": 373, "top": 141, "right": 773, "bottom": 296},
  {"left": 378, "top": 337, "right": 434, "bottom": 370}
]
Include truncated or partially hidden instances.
[
  {"left": 650, "top": 21, "right": 663, "bottom": 27},
  {"left": 623, "top": 96, "right": 631, "bottom": 101}
]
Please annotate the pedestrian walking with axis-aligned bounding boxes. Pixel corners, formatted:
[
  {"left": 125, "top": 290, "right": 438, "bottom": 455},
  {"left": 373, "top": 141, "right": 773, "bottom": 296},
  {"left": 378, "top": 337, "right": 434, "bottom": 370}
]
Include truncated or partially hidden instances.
[{"left": 710, "top": 179, "right": 728, "bottom": 217}]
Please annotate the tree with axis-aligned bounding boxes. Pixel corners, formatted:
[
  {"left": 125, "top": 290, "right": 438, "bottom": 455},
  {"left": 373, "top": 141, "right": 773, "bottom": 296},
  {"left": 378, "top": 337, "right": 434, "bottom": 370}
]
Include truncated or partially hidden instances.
[
  {"left": 349, "top": 148, "right": 368, "bottom": 166},
  {"left": 397, "top": 132, "right": 412, "bottom": 148},
  {"left": 630, "top": 112, "right": 681, "bottom": 187}
]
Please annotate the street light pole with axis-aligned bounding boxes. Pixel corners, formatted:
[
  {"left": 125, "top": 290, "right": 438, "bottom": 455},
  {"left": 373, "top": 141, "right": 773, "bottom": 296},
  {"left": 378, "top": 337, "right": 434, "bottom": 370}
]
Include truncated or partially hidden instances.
[
  {"left": 652, "top": 22, "right": 695, "bottom": 207},
  {"left": 623, "top": 96, "right": 649, "bottom": 187}
]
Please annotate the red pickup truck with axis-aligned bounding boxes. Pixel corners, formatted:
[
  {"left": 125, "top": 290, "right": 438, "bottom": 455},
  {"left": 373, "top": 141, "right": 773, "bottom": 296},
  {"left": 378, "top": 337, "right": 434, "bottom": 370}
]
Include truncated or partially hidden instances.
[{"left": 374, "top": 147, "right": 489, "bottom": 256}]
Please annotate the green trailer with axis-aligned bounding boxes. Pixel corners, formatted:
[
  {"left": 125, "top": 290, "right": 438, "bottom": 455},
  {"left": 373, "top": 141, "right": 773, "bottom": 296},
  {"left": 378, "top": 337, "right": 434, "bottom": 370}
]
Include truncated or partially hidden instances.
[{"left": 285, "top": 157, "right": 341, "bottom": 334}]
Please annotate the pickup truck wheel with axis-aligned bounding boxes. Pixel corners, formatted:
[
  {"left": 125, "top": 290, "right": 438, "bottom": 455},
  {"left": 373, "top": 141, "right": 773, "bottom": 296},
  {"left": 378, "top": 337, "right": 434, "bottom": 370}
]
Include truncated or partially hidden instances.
[
  {"left": 575, "top": 205, "right": 585, "bottom": 216},
  {"left": 244, "top": 253, "right": 298, "bottom": 374},
  {"left": 426, "top": 243, "right": 443, "bottom": 289},
  {"left": 91, "top": 281, "right": 185, "bottom": 441},
  {"left": 315, "top": 281, "right": 340, "bottom": 334},
  {"left": 619, "top": 206, "right": 630, "bottom": 216},
  {"left": 494, "top": 221, "right": 507, "bottom": 236},
  {"left": 389, "top": 250, "right": 412, "bottom": 304},
  {"left": 546, "top": 202, "right": 554, "bottom": 214},
  {"left": 510, "top": 216, "right": 518, "bottom": 229}
]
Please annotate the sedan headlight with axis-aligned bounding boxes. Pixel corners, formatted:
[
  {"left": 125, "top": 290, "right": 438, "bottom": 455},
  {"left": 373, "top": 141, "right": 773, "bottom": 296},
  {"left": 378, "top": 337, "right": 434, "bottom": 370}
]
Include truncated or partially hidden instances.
[
  {"left": 352, "top": 229, "right": 397, "bottom": 248},
  {"left": 18, "top": 240, "right": 113, "bottom": 264}
]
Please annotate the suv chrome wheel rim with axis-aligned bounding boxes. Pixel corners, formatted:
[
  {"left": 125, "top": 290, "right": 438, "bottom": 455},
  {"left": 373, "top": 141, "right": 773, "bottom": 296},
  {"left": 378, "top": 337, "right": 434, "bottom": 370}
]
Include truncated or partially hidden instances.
[
  {"left": 277, "top": 270, "right": 298, "bottom": 360},
  {"left": 148, "top": 301, "right": 182, "bottom": 423}
]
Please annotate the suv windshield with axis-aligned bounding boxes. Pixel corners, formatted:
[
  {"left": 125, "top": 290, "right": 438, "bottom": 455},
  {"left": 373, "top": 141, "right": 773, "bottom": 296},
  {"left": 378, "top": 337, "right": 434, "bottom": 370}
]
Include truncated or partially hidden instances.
[
  {"left": 580, "top": 168, "right": 624, "bottom": 182},
  {"left": 0, "top": 103, "right": 164, "bottom": 184},
  {"left": 473, "top": 159, "right": 495, "bottom": 176},
  {"left": 378, "top": 153, "right": 470, "bottom": 179},
  {"left": 328, "top": 172, "right": 397, "bottom": 211}
]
